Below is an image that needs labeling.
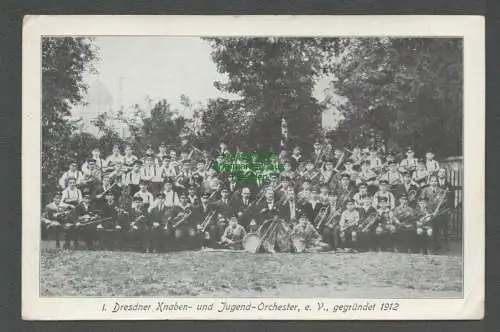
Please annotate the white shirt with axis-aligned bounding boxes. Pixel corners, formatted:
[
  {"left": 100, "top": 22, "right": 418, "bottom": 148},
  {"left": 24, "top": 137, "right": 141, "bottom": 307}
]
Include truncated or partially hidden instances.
[
  {"left": 58, "top": 169, "right": 84, "bottom": 189},
  {"left": 133, "top": 190, "right": 154, "bottom": 206},
  {"left": 61, "top": 187, "right": 82, "bottom": 203}
]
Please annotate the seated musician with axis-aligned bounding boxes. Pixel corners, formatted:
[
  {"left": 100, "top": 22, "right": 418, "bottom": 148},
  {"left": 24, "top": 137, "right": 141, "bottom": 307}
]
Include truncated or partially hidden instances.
[
  {"left": 289, "top": 146, "right": 302, "bottom": 171},
  {"left": 94, "top": 175, "right": 120, "bottom": 201},
  {"left": 368, "top": 149, "right": 383, "bottom": 172},
  {"left": 353, "top": 182, "right": 371, "bottom": 208},
  {"left": 141, "top": 154, "right": 160, "bottom": 194},
  {"left": 318, "top": 184, "right": 331, "bottom": 204},
  {"left": 400, "top": 146, "right": 419, "bottom": 173},
  {"left": 169, "top": 193, "right": 196, "bottom": 249},
  {"left": 393, "top": 195, "right": 417, "bottom": 253},
  {"left": 133, "top": 180, "right": 154, "bottom": 209},
  {"left": 301, "top": 187, "right": 327, "bottom": 224},
  {"left": 420, "top": 175, "right": 448, "bottom": 250},
  {"left": 123, "top": 159, "right": 143, "bottom": 196},
  {"left": 357, "top": 160, "right": 378, "bottom": 194},
  {"left": 341, "top": 159, "right": 358, "bottom": 184},
  {"left": 157, "top": 180, "right": 180, "bottom": 208},
  {"left": 414, "top": 198, "right": 434, "bottom": 254},
  {"left": 71, "top": 192, "right": 100, "bottom": 250},
  {"left": 300, "top": 160, "right": 319, "bottom": 183},
  {"left": 232, "top": 187, "right": 253, "bottom": 228},
  {"left": 332, "top": 173, "right": 355, "bottom": 211},
  {"left": 425, "top": 149, "right": 440, "bottom": 175},
  {"left": 127, "top": 196, "right": 151, "bottom": 252},
  {"left": 374, "top": 197, "right": 399, "bottom": 252},
  {"left": 61, "top": 177, "right": 83, "bottom": 207},
  {"left": 297, "top": 179, "right": 312, "bottom": 205},
  {"left": 290, "top": 214, "right": 328, "bottom": 253},
  {"left": 357, "top": 197, "right": 378, "bottom": 251},
  {"left": 372, "top": 180, "right": 396, "bottom": 210},
  {"left": 379, "top": 160, "right": 403, "bottom": 188},
  {"left": 105, "top": 145, "right": 124, "bottom": 173},
  {"left": 123, "top": 145, "right": 139, "bottom": 172},
  {"left": 80, "top": 158, "right": 103, "bottom": 194},
  {"left": 318, "top": 159, "right": 335, "bottom": 187},
  {"left": 149, "top": 192, "right": 169, "bottom": 252},
  {"left": 220, "top": 216, "right": 247, "bottom": 250},
  {"left": 42, "top": 192, "right": 72, "bottom": 248},
  {"left": 257, "top": 190, "right": 280, "bottom": 226},
  {"left": 338, "top": 199, "right": 360, "bottom": 251},
  {"left": 156, "top": 142, "right": 168, "bottom": 163},
  {"left": 187, "top": 185, "right": 200, "bottom": 207}
]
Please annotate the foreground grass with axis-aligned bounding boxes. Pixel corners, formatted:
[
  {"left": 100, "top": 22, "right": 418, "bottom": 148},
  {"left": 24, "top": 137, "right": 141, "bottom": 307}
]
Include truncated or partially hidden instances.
[{"left": 40, "top": 248, "right": 462, "bottom": 298}]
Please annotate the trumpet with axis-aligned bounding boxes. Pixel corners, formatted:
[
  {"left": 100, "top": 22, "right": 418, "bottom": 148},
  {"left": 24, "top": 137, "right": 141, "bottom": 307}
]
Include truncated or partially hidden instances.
[
  {"left": 198, "top": 210, "right": 217, "bottom": 233},
  {"left": 313, "top": 206, "right": 329, "bottom": 230},
  {"left": 171, "top": 208, "right": 193, "bottom": 228}
]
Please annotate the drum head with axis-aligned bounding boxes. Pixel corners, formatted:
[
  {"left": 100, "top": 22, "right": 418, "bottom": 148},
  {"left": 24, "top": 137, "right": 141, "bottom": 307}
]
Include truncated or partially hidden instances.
[
  {"left": 291, "top": 236, "right": 306, "bottom": 253},
  {"left": 243, "top": 233, "right": 261, "bottom": 253}
]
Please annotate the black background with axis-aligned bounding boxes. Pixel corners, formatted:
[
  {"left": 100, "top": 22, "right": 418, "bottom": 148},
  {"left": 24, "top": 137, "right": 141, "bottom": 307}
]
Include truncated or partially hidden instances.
[{"left": 0, "top": 0, "right": 496, "bottom": 331}]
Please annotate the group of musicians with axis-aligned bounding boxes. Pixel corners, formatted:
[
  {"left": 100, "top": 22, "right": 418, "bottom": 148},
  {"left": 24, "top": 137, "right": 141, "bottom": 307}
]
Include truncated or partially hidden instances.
[{"left": 42, "top": 139, "right": 454, "bottom": 254}]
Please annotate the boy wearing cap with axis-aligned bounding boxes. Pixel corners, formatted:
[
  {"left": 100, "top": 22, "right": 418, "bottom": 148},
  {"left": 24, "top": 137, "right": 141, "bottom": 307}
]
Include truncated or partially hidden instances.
[
  {"left": 338, "top": 199, "right": 360, "bottom": 251},
  {"left": 353, "top": 182, "right": 371, "bottom": 208},
  {"left": 42, "top": 192, "right": 72, "bottom": 249},
  {"left": 61, "top": 177, "right": 83, "bottom": 207},
  {"left": 82, "top": 148, "right": 107, "bottom": 174},
  {"left": 412, "top": 160, "right": 430, "bottom": 188},
  {"left": 393, "top": 195, "right": 417, "bottom": 252},
  {"left": 127, "top": 196, "right": 151, "bottom": 252},
  {"left": 379, "top": 160, "right": 403, "bottom": 187},
  {"left": 332, "top": 174, "right": 355, "bottom": 210},
  {"left": 425, "top": 149, "right": 440, "bottom": 175},
  {"left": 105, "top": 145, "right": 124, "bottom": 172},
  {"left": 123, "top": 159, "right": 143, "bottom": 196},
  {"left": 149, "top": 192, "right": 169, "bottom": 252},
  {"left": 301, "top": 187, "right": 327, "bottom": 224},
  {"left": 133, "top": 180, "right": 154, "bottom": 208},
  {"left": 400, "top": 146, "right": 419, "bottom": 173},
  {"left": 414, "top": 198, "right": 434, "bottom": 254}
]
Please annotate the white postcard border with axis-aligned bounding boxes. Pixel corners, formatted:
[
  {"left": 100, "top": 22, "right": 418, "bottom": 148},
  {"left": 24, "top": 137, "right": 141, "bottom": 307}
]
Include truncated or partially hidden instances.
[{"left": 22, "top": 15, "right": 484, "bottom": 320}]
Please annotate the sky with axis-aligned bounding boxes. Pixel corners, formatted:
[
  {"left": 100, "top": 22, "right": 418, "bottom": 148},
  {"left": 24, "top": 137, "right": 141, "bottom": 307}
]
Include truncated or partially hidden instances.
[{"left": 74, "top": 36, "right": 341, "bottom": 133}]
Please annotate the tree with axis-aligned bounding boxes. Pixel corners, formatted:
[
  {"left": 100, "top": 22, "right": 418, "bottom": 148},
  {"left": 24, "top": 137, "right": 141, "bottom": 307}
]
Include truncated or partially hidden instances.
[
  {"left": 118, "top": 99, "right": 186, "bottom": 151},
  {"left": 331, "top": 38, "right": 463, "bottom": 157},
  {"left": 205, "top": 37, "right": 342, "bottom": 155},
  {"left": 42, "top": 37, "right": 98, "bottom": 198}
]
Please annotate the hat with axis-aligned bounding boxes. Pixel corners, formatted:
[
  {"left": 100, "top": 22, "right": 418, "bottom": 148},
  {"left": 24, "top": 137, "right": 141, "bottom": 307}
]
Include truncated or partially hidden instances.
[
  {"left": 379, "top": 179, "right": 389, "bottom": 185},
  {"left": 159, "top": 142, "right": 166, "bottom": 147},
  {"left": 358, "top": 182, "right": 367, "bottom": 188},
  {"left": 132, "top": 196, "right": 143, "bottom": 202},
  {"left": 180, "top": 193, "right": 188, "bottom": 198},
  {"left": 406, "top": 146, "right": 414, "bottom": 154},
  {"left": 201, "top": 192, "right": 210, "bottom": 198},
  {"left": 134, "top": 159, "right": 143, "bottom": 166},
  {"left": 53, "top": 192, "right": 62, "bottom": 197},
  {"left": 340, "top": 173, "right": 351, "bottom": 179},
  {"left": 156, "top": 192, "right": 166, "bottom": 198},
  {"left": 426, "top": 149, "right": 435, "bottom": 157},
  {"left": 139, "top": 179, "right": 148, "bottom": 185}
]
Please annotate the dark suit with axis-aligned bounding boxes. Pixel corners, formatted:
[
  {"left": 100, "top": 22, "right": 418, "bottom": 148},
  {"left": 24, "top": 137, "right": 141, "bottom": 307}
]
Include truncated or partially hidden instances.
[
  {"left": 301, "top": 201, "right": 327, "bottom": 224},
  {"left": 279, "top": 199, "right": 302, "bottom": 223},
  {"left": 232, "top": 197, "right": 254, "bottom": 227}
]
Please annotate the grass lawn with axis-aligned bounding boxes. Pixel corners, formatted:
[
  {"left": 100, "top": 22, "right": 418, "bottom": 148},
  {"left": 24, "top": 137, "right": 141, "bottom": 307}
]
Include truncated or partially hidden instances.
[{"left": 40, "top": 244, "right": 462, "bottom": 298}]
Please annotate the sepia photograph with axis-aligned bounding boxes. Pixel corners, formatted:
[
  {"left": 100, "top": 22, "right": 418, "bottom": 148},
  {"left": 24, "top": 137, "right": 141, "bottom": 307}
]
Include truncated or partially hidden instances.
[{"left": 22, "top": 16, "right": 484, "bottom": 320}]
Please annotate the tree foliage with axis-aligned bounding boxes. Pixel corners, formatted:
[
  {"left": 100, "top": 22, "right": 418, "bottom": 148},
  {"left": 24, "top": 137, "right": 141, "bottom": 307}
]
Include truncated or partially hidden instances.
[
  {"left": 42, "top": 37, "right": 98, "bottom": 197},
  {"left": 331, "top": 38, "right": 463, "bottom": 157},
  {"left": 204, "top": 37, "right": 342, "bottom": 154}
]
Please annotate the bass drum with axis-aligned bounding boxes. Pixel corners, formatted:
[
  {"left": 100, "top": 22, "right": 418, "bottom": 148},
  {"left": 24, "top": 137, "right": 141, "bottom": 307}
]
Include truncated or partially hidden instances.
[{"left": 242, "top": 233, "right": 261, "bottom": 253}]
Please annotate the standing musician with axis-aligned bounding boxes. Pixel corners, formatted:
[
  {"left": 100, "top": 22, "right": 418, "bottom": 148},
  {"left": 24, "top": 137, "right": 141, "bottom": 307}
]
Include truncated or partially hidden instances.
[
  {"left": 400, "top": 146, "right": 419, "bottom": 173},
  {"left": 357, "top": 160, "right": 378, "bottom": 194},
  {"left": 393, "top": 195, "right": 417, "bottom": 253},
  {"left": 220, "top": 216, "right": 247, "bottom": 250},
  {"left": 373, "top": 197, "right": 399, "bottom": 251},
  {"left": 289, "top": 146, "right": 303, "bottom": 171},
  {"left": 59, "top": 161, "right": 84, "bottom": 189},
  {"left": 420, "top": 175, "right": 449, "bottom": 250},
  {"left": 127, "top": 196, "right": 151, "bottom": 252},
  {"left": 149, "top": 192, "right": 169, "bottom": 252},
  {"left": 195, "top": 192, "right": 218, "bottom": 247},
  {"left": 319, "top": 159, "right": 336, "bottom": 189},
  {"left": 301, "top": 187, "right": 327, "bottom": 225},
  {"left": 357, "top": 197, "right": 378, "bottom": 251},
  {"left": 124, "top": 160, "right": 143, "bottom": 196},
  {"left": 61, "top": 177, "right": 83, "bottom": 207},
  {"left": 80, "top": 159, "right": 103, "bottom": 194},
  {"left": 379, "top": 160, "right": 403, "bottom": 188},
  {"left": 394, "top": 172, "right": 420, "bottom": 207},
  {"left": 215, "top": 188, "right": 233, "bottom": 218},
  {"left": 169, "top": 193, "right": 196, "bottom": 249},
  {"left": 353, "top": 182, "right": 372, "bottom": 208},
  {"left": 232, "top": 187, "right": 254, "bottom": 228},
  {"left": 42, "top": 192, "right": 72, "bottom": 249},
  {"left": 186, "top": 185, "right": 201, "bottom": 207},
  {"left": 257, "top": 190, "right": 280, "bottom": 226},
  {"left": 123, "top": 145, "right": 139, "bottom": 172},
  {"left": 414, "top": 198, "right": 434, "bottom": 254},
  {"left": 158, "top": 180, "right": 180, "bottom": 208},
  {"left": 105, "top": 145, "right": 124, "bottom": 173},
  {"left": 156, "top": 142, "right": 169, "bottom": 163}
]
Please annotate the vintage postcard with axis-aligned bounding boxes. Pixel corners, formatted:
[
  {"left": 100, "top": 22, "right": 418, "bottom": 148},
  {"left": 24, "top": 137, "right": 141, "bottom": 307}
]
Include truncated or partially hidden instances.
[{"left": 22, "top": 15, "right": 484, "bottom": 320}]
